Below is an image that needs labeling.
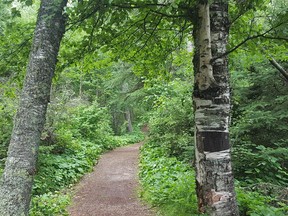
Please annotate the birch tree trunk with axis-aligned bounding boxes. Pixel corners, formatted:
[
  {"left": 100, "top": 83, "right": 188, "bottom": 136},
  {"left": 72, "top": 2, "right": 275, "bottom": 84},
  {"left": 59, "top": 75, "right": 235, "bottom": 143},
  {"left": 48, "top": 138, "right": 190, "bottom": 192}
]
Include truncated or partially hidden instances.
[
  {"left": 0, "top": 0, "right": 67, "bottom": 215},
  {"left": 192, "top": 1, "right": 239, "bottom": 215}
]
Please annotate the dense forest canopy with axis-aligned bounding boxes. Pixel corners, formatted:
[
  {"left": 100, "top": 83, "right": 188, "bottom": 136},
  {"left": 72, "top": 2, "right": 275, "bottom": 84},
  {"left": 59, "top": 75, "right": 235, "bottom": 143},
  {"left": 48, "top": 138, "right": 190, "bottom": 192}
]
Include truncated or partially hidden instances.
[{"left": 0, "top": 0, "right": 287, "bottom": 215}]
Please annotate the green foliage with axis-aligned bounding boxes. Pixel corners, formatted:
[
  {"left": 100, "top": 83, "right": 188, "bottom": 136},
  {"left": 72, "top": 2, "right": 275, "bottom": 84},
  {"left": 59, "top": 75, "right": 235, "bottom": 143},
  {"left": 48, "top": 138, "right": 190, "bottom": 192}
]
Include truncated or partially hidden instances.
[
  {"left": 236, "top": 185, "right": 287, "bottom": 216},
  {"left": 33, "top": 147, "right": 98, "bottom": 195},
  {"left": 229, "top": 0, "right": 288, "bottom": 64},
  {"left": 0, "top": 1, "right": 286, "bottom": 215},
  {"left": 231, "top": 62, "right": 288, "bottom": 186},
  {"left": 232, "top": 142, "right": 288, "bottom": 185},
  {"left": 103, "top": 61, "right": 144, "bottom": 135},
  {"left": 114, "top": 130, "right": 145, "bottom": 146},
  {"left": 30, "top": 192, "right": 70, "bottom": 216},
  {"left": 33, "top": 100, "right": 119, "bottom": 193},
  {"left": 147, "top": 78, "right": 194, "bottom": 161},
  {"left": 229, "top": 48, "right": 288, "bottom": 215},
  {"left": 139, "top": 142, "right": 199, "bottom": 216},
  {"left": 29, "top": 97, "right": 143, "bottom": 214},
  {"left": 0, "top": 0, "right": 36, "bottom": 163},
  {"left": 0, "top": 97, "right": 15, "bottom": 159},
  {"left": 139, "top": 142, "right": 287, "bottom": 216}
]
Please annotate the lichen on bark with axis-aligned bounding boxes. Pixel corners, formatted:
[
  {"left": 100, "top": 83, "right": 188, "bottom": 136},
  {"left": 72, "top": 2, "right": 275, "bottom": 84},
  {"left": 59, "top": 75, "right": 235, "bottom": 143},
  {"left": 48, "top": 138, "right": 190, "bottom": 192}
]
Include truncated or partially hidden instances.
[{"left": 0, "top": 0, "right": 67, "bottom": 215}]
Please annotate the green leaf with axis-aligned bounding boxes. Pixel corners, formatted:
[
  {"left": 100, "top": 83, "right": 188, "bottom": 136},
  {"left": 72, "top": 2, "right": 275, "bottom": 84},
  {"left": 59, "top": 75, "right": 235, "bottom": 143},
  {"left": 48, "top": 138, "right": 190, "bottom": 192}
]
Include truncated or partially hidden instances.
[{"left": 11, "top": 7, "right": 21, "bottom": 18}]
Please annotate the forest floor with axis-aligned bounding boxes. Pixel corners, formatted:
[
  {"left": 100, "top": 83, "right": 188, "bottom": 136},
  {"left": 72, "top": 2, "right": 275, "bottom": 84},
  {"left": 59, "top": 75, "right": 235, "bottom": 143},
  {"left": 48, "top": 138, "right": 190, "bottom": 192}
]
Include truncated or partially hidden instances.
[{"left": 68, "top": 142, "right": 155, "bottom": 216}]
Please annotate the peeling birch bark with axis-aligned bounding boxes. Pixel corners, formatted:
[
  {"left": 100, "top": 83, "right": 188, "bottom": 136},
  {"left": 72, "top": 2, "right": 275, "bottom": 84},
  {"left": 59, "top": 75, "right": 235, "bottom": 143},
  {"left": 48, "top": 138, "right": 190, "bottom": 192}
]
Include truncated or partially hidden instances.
[
  {"left": 195, "top": 2, "right": 217, "bottom": 91},
  {"left": 0, "top": 0, "right": 67, "bottom": 215},
  {"left": 192, "top": 1, "right": 239, "bottom": 215}
]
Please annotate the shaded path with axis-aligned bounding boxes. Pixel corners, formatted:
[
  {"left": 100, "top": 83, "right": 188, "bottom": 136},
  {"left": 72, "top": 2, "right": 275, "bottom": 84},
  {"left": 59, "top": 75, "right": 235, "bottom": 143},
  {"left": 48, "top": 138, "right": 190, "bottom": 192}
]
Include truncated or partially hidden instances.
[{"left": 68, "top": 143, "right": 154, "bottom": 216}]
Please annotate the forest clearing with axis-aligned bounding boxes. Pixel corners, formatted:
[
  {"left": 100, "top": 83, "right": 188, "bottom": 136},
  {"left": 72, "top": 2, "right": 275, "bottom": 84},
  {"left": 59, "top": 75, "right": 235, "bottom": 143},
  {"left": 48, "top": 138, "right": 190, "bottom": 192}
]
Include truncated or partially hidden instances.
[{"left": 0, "top": 0, "right": 287, "bottom": 215}]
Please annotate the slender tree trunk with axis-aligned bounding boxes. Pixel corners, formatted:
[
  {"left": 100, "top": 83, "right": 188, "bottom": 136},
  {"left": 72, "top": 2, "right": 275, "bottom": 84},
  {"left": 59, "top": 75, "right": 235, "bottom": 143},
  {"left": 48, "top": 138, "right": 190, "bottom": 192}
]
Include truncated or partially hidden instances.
[
  {"left": 0, "top": 0, "right": 67, "bottom": 215},
  {"left": 192, "top": 1, "right": 239, "bottom": 215},
  {"left": 125, "top": 109, "right": 133, "bottom": 133},
  {"left": 122, "top": 82, "right": 133, "bottom": 133}
]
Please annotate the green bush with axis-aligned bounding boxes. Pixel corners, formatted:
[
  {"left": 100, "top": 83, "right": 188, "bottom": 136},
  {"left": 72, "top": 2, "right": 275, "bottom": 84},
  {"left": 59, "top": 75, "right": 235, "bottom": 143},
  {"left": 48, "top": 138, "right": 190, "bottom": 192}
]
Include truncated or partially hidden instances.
[
  {"left": 33, "top": 146, "right": 99, "bottom": 195},
  {"left": 139, "top": 142, "right": 199, "bottom": 216},
  {"left": 114, "top": 129, "right": 145, "bottom": 145},
  {"left": 231, "top": 63, "right": 288, "bottom": 187},
  {"left": 0, "top": 166, "right": 3, "bottom": 177},
  {"left": 0, "top": 97, "right": 16, "bottom": 159},
  {"left": 30, "top": 192, "right": 70, "bottom": 216},
  {"left": 232, "top": 142, "right": 288, "bottom": 186},
  {"left": 236, "top": 185, "right": 287, "bottom": 216},
  {"left": 147, "top": 79, "right": 194, "bottom": 161},
  {"left": 30, "top": 99, "right": 137, "bottom": 214},
  {"left": 139, "top": 142, "right": 287, "bottom": 216}
]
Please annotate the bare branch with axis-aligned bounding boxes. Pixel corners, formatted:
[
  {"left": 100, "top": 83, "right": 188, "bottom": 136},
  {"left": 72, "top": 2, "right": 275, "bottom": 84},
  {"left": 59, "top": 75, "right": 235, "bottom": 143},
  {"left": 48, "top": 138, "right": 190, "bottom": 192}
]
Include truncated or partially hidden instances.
[
  {"left": 211, "top": 22, "right": 287, "bottom": 62},
  {"left": 260, "top": 35, "right": 288, "bottom": 42},
  {"left": 132, "top": 15, "right": 163, "bottom": 57},
  {"left": 110, "top": 3, "right": 168, "bottom": 9},
  {"left": 150, "top": 9, "right": 186, "bottom": 18},
  {"left": 269, "top": 58, "right": 288, "bottom": 82}
]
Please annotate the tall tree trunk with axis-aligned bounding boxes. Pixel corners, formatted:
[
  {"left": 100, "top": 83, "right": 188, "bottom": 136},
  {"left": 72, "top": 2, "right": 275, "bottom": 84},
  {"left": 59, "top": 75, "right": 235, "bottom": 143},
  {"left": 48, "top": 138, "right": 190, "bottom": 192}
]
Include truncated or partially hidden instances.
[
  {"left": 192, "top": 1, "right": 239, "bottom": 215},
  {"left": 122, "top": 82, "right": 133, "bottom": 133},
  {"left": 125, "top": 109, "right": 133, "bottom": 133},
  {"left": 0, "top": 0, "right": 67, "bottom": 215}
]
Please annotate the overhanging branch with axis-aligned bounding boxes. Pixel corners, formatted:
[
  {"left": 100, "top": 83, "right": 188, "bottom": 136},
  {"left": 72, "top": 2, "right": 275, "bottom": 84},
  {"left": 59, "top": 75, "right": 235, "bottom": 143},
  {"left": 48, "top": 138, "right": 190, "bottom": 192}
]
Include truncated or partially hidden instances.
[
  {"left": 211, "top": 22, "right": 287, "bottom": 62},
  {"left": 269, "top": 58, "right": 288, "bottom": 82}
]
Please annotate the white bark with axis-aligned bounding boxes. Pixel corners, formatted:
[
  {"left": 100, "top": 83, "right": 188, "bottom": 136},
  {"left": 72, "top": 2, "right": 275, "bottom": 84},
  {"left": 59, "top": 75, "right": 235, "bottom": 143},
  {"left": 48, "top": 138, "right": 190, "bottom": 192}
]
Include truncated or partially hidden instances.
[
  {"left": 196, "top": 3, "right": 216, "bottom": 91},
  {"left": 193, "top": 1, "right": 239, "bottom": 215}
]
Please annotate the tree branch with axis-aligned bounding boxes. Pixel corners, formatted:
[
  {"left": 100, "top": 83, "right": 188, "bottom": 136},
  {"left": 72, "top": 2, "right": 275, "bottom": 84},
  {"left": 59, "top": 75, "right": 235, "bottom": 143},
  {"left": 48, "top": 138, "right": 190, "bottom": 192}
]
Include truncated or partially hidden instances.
[
  {"left": 110, "top": 3, "right": 168, "bottom": 9},
  {"left": 150, "top": 9, "right": 186, "bottom": 18},
  {"left": 211, "top": 22, "right": 287, "bottom": 62},
  {"left": 269, "top": 58, "right": 288, "bottom": 82},
  {"left": 260, "top": 35, "right": 288, "bottom": 42},
  {"left": 131, "top": 15, "right": 163, "bottom": 58}
]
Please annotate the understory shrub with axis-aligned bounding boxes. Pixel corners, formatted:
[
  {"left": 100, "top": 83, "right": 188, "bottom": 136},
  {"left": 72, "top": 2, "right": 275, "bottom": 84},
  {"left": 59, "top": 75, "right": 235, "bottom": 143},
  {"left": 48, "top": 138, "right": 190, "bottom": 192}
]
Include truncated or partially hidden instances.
[
  {"left": 232, "top": 141, "right": 288, "bottom": 186},
  {"left": 236, "top": 185, "right": 288, "bottom": 216},
  {"left": 139, "top": 142, "right": 287, "bottom": 216},
  {"left": 0, "top": 97, "right": 16, "bottom": 160},
  {"left": 139, "top": 142, "right": 199, "bottom": 216},
  {"left": 147, "top": 79, "right": 194, "bottom": 161},
  {"left": 30, "top": 192, "right": 71, "bottom": 216},
  {"left": 231, "top": 63, "right": 288, "bottom": 187},
  {"left": 28, "top": 99, "right": 144, "bottom": 215},
  {"left": 114, "top": 129, "right": 145, "bottom": 146}
]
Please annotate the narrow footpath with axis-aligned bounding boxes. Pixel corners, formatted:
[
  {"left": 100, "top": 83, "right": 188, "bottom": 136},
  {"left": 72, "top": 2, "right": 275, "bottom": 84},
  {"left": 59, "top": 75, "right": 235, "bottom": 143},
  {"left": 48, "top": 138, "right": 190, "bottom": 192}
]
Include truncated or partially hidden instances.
[{"left": 68, "top": 142, "right": 154, "bottom": 216}]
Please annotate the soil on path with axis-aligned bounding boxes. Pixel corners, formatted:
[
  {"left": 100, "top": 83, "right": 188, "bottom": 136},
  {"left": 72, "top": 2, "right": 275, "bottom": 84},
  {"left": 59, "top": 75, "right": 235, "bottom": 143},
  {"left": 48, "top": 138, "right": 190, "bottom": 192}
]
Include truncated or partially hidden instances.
[{"left": 68, "top": 142, "right": 154, "bottom": 216}]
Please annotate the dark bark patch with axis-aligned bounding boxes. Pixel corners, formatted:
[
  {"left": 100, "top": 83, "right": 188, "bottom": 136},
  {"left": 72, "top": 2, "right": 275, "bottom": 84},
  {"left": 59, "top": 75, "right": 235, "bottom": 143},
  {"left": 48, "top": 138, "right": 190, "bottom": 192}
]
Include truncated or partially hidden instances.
[{"left": 199, "top": 131, "right": 230, "bottom": 152}]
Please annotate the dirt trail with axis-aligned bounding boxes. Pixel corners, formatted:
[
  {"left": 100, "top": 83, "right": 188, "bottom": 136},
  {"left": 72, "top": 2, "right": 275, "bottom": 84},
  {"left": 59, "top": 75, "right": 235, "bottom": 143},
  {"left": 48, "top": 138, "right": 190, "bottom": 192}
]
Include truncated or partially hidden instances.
[{"left": 68, "top": 142, "right": 154, "bottom": 216}]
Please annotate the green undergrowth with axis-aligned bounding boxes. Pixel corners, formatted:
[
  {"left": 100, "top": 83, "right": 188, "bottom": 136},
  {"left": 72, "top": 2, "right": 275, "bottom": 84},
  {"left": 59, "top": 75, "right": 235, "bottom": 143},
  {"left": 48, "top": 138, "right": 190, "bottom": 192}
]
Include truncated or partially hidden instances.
[
  {"left": 139, "top": 142, "right": 287, "bottom": 216},
  {"left": 236, "top": 185, "right": 287, "bottom": 216},
  {"left": 139, "top": 141, "right": 199, "bottom": 216},
  {"left": 27, "top": 101, "right": 145, "bottom": 215},
  {"left": 0, "top": 98, "right": 145, "bottom": 216},
  {"left": 29, "top": 131, "right": 144, "bottom": 216},
  {"left": 30, "top": 192, "right": 71, "bottom": 216}
]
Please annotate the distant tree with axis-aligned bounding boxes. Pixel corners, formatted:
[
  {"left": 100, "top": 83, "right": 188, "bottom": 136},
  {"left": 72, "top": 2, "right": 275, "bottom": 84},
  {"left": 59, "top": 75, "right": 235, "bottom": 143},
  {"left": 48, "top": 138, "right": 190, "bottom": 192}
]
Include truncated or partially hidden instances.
[{"left": 0, "top": 0, "right": 67, "bottom": 215}]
